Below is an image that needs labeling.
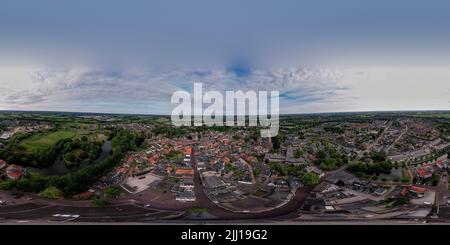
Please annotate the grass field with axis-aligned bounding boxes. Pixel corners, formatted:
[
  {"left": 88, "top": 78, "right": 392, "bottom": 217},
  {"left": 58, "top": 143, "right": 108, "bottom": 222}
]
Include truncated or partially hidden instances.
[
  {"left": 21, "top": 131, "right": 77, "bottom": 151},
  {"left": 414, "top": 113, "right": 450, "bottom": 119}
]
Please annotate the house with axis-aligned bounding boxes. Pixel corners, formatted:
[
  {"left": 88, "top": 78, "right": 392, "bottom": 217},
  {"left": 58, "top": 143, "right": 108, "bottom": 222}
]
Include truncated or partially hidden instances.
[
  {"left": 436, "top": 154, "right": 448, "bottom": 169},
  {"left": 416, "top": 168, "right": 433, "bottom": 179},
  {"left": 6, "top": 164, "right": 25, "bottom": 180},
  {"left": 269, "top": 178, "right": 290, "bottom": 189},
  {"left": 175, "top": 168, "right": 194, "bottom": 176},
  {"left": 410, "top": 149, "right": 432, "bottom": 161},
  {"left": 312, "top": 182, "right": 340, "bottom": 194},
  {"left": 305, "top": 165, "right": 324, "bottom": 178},
  {"left": 388, "top": 154, "right": 409, "bottom": 163},
  {"left": 308, "top": 154, "right": 318, "bottom": 162},
  {"left": 212, "top": 161, "right": 224, "bottom": 172},
  {"left": 374, "top": 187, "right": 388, "bottom": 196},
  {"left": 147, "top": 156, "right": 157, "bottom": 165},
  {"left": 183, "top": 146, "right": 192, "bottom": 155},
  {"left": 0, "top": 159, "right": 6, "bottom": 170},
  {"left": 399, "top": 187, "right": 408, "bottom": 196},
  {"left": 176, "top": 191, "right": 196, "bottom": 202},
  {"left": 433, "top": 142, "right": 450, "bottom": 152},
  {"left": 166, "top": 166, "right": 173, "bottom": 174},
  {"left": 204, "top": 175, "right": 227, "bottom": 189},
  {"left": 409, "top": 185, "right": 427, "bottom": 194},
  {"left": 264, "top": 153, "right": 285, "bottom": 163},
  {"left": 238, "top": 175, "right": 253, "bottom": 185},
  {"left": 180, "top": 176, "right": 194, "bottom": 189}
]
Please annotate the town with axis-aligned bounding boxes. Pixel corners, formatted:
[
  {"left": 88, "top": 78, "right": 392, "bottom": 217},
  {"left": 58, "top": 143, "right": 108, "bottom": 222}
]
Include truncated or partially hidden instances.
[{"left": 1, "top": 111, "right": 450, "bottom": 223}]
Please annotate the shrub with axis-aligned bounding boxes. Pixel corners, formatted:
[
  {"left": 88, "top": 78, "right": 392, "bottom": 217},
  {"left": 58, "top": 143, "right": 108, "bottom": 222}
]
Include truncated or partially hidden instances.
[{"left": 39, "top": 186, "right": 63, "bottom": 199}]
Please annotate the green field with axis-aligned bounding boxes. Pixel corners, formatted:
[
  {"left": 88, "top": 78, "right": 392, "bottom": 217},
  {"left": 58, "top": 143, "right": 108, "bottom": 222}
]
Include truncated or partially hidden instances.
[
  {"left": 414, "top": 113, "right": 450, "bottom": 119},
  {"left": 21, "top": 131, "right": 77, "bottom": 151}
]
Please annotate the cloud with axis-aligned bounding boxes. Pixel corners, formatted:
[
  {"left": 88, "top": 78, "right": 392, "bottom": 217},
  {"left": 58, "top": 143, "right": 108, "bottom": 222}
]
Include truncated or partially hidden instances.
[{"left": 0, "top": 67, "right": 351, "bottom": 114}]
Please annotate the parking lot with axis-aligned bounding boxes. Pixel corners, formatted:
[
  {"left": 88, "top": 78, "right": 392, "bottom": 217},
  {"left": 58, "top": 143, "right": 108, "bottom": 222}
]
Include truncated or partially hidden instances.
[{"left": 122, "top": 173, "right": 163, "bottom": 193}]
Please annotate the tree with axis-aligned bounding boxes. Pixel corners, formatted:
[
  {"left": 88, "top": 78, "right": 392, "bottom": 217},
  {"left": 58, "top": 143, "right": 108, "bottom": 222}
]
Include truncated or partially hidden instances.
[
  {"left": 134, "top": 136, "right": 145, "bottom": 147},
  {"left": 272, "top": 136, "right": 281, "bottom": 150},
  {"left": 347, "top": 161, "right": 393, "bottom": 176},
  {"left": 3, "top": 129, "right": 138, "bottom": 197},
  {"left": 253, "top": 168, "right": 261, "bottom": 178},
  {"left": 104, "top": 186, "right": 121, "bottom": 198},
  {"left": 370, "top": 151, "right": 387, "bottom": 162},
  {"left": 300, "top": 172, "right": 320, "bottom": 186},
  {"left": 39, "top": 186, "right": 63, "bottom": 199},
  {"left": 92, "top": 197, "right": 110, "bottom": 207},
  {"left": 294, "top": 149, "right": 304, "bottom": 158}
]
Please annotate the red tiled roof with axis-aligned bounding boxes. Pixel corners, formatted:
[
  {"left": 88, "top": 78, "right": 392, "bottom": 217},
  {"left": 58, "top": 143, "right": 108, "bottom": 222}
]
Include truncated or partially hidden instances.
[
  {"left": 399, "top": 188, "right": 408, "bottom": 196},
  {"left": 147, "top": 156, "right": 157, "bottom": 164},
  {"left": 437, "top": 159, "right": 446, "bottom": 165},
  {"left": 410, "top": 186, "right": 427, "bottom": 193},
  {"left": 175, "top": 168, "right": 194, "bottom": 175},
  {"left": 183, "top": 146, "right": 192, "bottom": 155},
  {"left": 309, "top": 154, "right": 317, "bottom": 161},
  {"left": 6, "top": 164, "right": 24, "bottom": 180},
  {"left": 417, "top": 169, "right": 427, "bottom": 177}
]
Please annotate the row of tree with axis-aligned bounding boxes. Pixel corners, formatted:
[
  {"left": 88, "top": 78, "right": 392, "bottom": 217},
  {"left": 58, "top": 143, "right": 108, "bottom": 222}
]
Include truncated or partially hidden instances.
[
  {"left": 347, "top": 161, "right": 395, "bottom": 176},
  {"left": 267, "top": 162, "right": 319, "bottom": 186},
  {"left": 314, "top": 143, "right": 348, "bottom": 171}
]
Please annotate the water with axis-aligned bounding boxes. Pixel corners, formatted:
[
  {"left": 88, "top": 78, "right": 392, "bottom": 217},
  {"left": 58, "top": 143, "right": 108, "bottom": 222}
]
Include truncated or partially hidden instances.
[{"left": 28, "top": 140, "right": 112, "bottom": 176}]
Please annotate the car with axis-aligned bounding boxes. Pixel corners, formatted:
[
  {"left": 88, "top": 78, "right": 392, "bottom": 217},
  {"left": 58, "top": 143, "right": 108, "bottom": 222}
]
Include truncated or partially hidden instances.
[
  {"left": 423, "top": 201, "right": 432, "bottom": 205},
  {"left": 0, "top": 200, "right": 6, "bottom": 205},
  {"left": 144, "top": 204, "right": 151, "bottom": 208}
]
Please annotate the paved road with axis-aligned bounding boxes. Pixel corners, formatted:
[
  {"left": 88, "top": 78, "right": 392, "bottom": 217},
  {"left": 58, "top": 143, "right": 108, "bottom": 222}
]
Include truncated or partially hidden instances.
[
  {"left": 386, "top": 124, "right": 408, "bottom": 152},
  {"left": 0, "top": 202, "right": 183, "bottom": 223},
  {"left": 436, "top": 172, "right": 449, "bottom": 205}
]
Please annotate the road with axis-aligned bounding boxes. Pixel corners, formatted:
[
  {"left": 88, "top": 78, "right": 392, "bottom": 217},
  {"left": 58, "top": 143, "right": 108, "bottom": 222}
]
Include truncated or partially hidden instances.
[
  {"left": 190, "top": 146, "right": 311, "bottom": 220},
  {"left": 436, "top": 172, "right": 449, "bottom": 206},
  {"left": 0, "top": 146, "right": 311, "bottom": 223},
  {"left": 364, "top": 121, "right": 392, "bottom": 153},
  {"left": 0, "top": 202, "right": 183, "bottom": 223},
  {"left": 385, "top": 124, "right": 408, "bottom": 153}
]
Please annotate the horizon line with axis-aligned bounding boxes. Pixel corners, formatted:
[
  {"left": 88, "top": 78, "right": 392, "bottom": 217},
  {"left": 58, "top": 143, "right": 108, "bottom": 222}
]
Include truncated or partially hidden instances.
[{"left": 1, "top": 109, "right": 450, "bottom": 117}]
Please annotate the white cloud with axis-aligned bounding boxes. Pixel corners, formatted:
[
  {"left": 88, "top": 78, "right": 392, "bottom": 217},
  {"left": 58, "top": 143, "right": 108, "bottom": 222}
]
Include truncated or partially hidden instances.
[
  {"left": 2, "top": 65, "right": 448, "bottom": 114},
  {"left": 0, "top": 67, "right": 349, "bottom": 114}
]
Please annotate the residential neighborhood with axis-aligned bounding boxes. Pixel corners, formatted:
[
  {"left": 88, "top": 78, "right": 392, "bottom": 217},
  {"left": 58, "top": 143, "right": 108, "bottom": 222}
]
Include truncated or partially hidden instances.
[{"left": 1, "top": 111, "right": 450, "bottom": 223}]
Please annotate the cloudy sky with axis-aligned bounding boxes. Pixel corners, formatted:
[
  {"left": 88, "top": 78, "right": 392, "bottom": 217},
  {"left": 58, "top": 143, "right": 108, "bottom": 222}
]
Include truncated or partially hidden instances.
[{"left": 1, "top": 0, "right": 450, "bottom": 114}]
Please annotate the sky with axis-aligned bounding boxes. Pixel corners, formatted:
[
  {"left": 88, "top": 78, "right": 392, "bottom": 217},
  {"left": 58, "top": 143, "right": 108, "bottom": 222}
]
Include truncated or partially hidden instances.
[{"left": 1, "top": 0, "right": 450, "bottom": 114}]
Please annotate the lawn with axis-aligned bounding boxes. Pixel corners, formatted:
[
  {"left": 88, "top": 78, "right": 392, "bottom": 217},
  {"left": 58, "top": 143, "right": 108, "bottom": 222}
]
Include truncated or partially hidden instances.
[{"left": 21, "top": 131, "right": 77, "bottom": 151}]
